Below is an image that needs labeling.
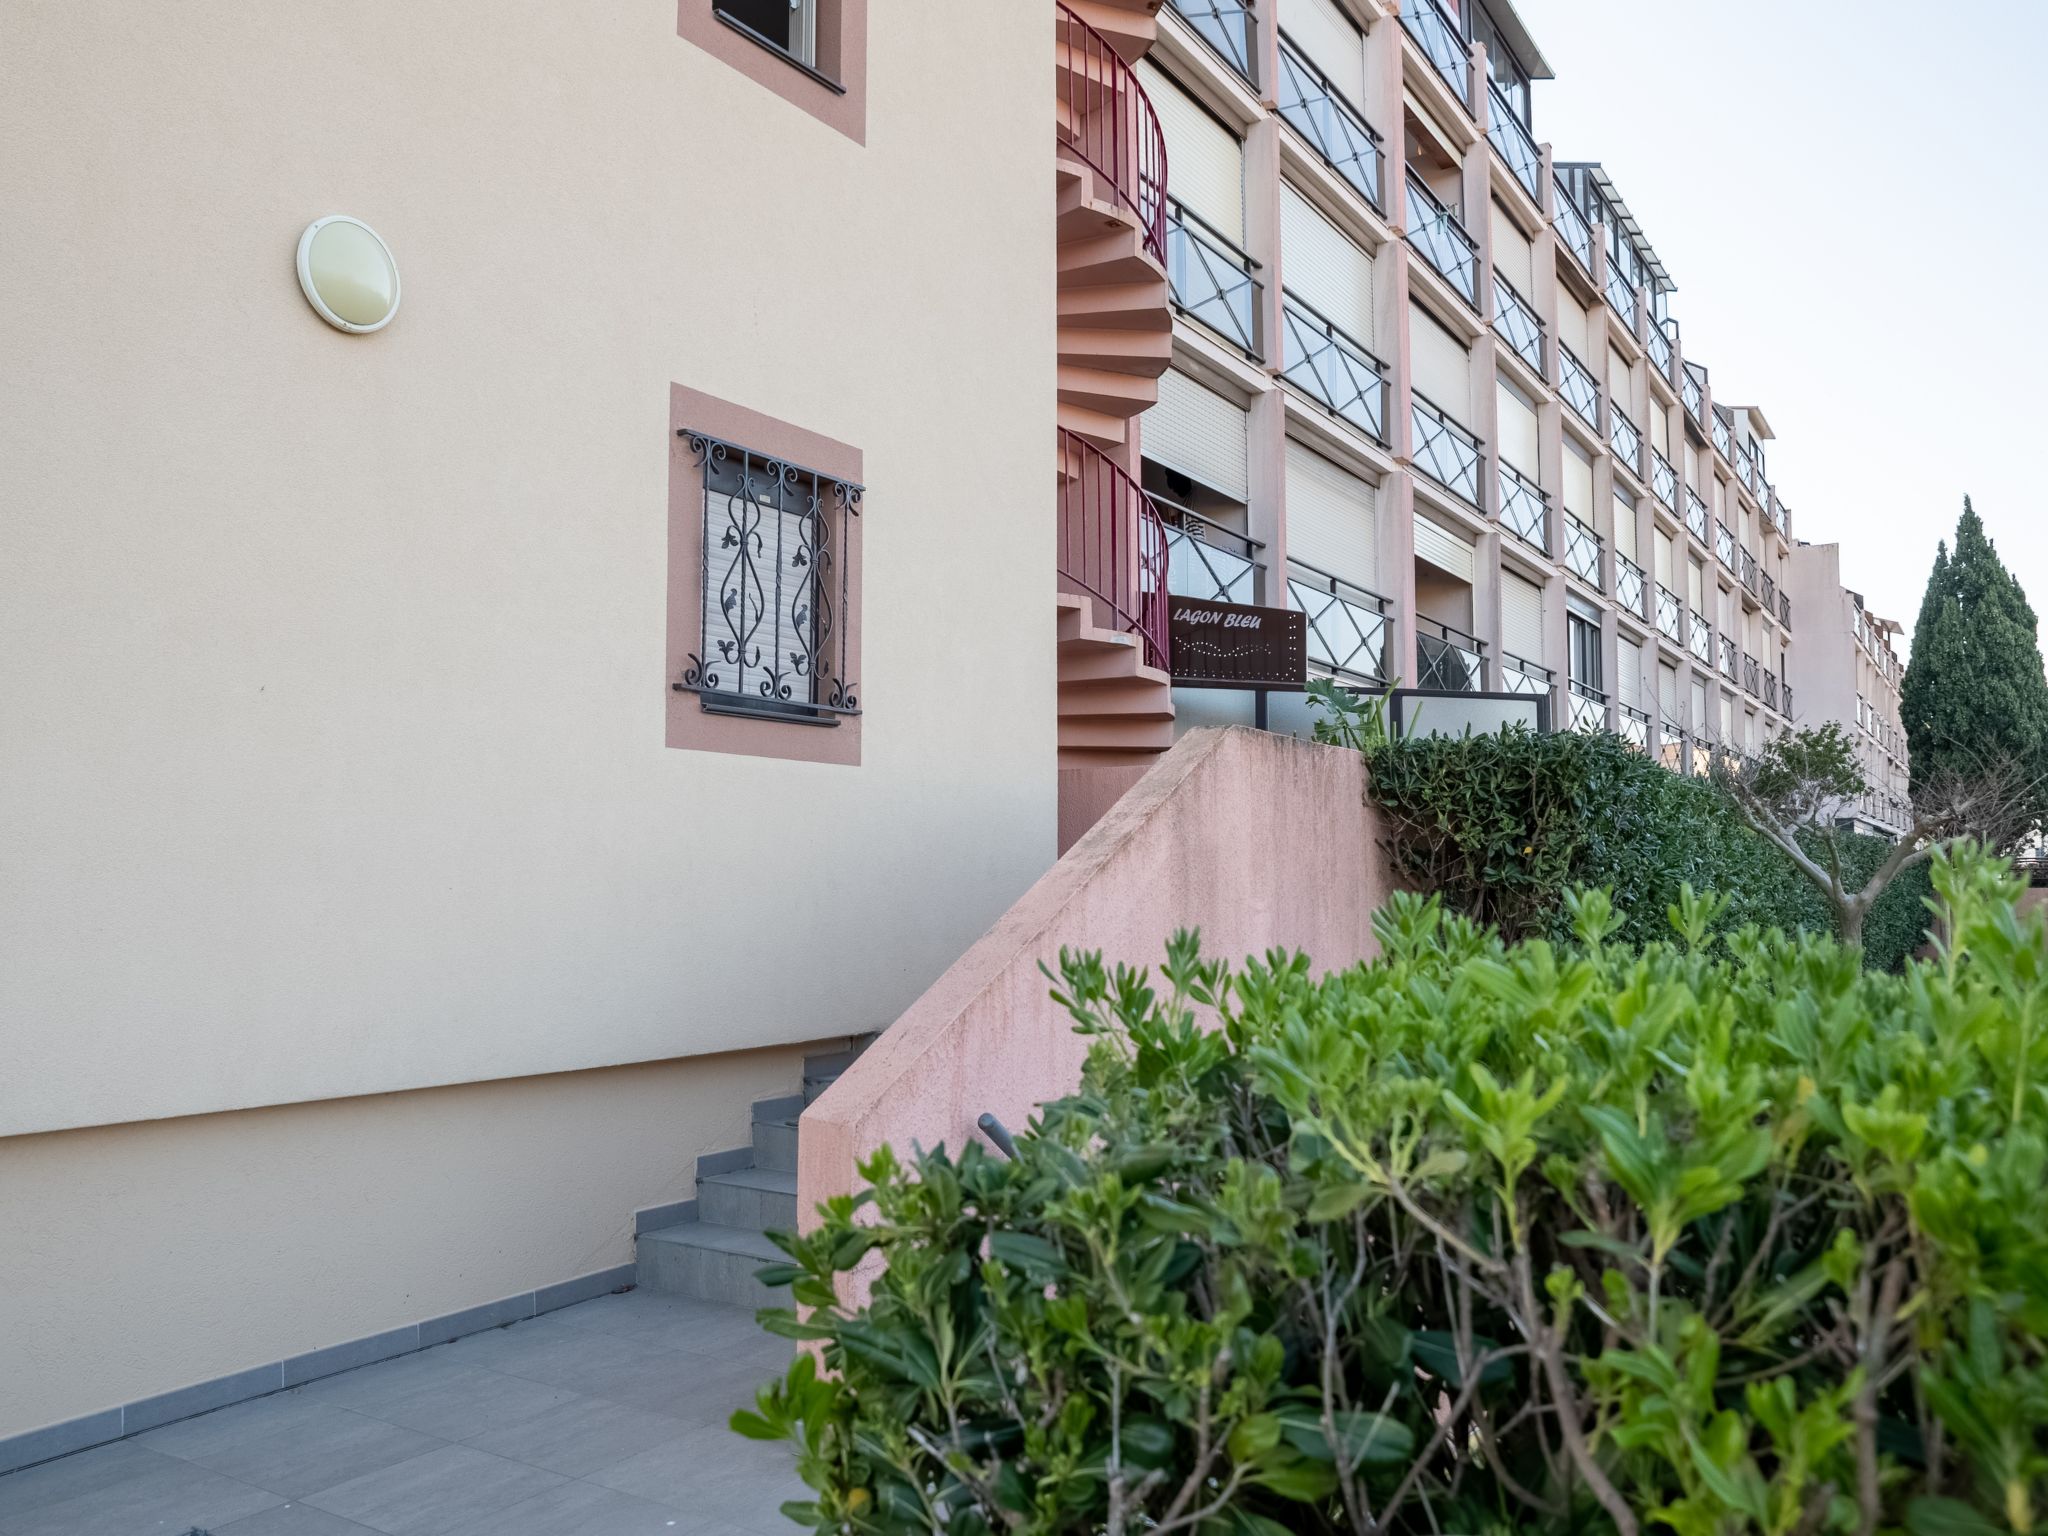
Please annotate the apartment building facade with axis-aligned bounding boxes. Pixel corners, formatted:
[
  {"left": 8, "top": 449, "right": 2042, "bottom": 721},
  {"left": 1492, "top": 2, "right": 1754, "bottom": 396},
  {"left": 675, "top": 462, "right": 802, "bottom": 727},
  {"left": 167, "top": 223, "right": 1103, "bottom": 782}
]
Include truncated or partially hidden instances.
[
  {"left": 1057, "top": 0, "right": 1807, "bottom": 785},
  {"left": 0, "top": 0, "right": 1056, "bottom": 1465},
  {"left": 1788, "top": 544, "right": 1913, "bottom": 836}
]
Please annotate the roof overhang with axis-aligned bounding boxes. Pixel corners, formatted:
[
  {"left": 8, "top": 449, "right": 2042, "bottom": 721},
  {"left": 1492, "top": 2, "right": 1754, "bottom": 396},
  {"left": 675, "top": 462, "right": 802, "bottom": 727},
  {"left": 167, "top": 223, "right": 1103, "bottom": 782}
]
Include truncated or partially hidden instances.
[
  {"left": 1555, "top": 162, "right": 1675, "bottom": 293},
  {"left": 1480, "top": 0, "right": 1555, "bottom": 81}
]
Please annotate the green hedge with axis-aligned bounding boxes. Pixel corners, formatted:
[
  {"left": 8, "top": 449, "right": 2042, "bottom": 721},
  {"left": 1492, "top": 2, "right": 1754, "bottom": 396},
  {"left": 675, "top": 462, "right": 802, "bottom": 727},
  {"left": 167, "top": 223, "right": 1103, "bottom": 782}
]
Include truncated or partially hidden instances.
[{"left": 1362, "top": 727, "right": 1928, "bottom": 966}]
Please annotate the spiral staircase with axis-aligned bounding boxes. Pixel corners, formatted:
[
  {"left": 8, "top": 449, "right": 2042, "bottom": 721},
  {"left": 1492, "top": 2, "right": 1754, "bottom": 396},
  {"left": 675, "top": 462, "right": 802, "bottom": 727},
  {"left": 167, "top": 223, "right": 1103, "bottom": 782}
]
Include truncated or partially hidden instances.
[{"left": 1054, "top": 0, "right": 1178, "bottom": 786}]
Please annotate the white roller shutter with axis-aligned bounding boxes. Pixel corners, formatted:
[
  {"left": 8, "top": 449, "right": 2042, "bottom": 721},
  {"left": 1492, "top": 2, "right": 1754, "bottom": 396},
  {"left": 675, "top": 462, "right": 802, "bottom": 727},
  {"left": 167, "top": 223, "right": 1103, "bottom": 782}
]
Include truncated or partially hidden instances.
[
  {"left": 1502, "top": 569, "right": 1544, "bottom": 661},
  {"left": 1145, "top": 370, "right": 1249, "bottom": 500},
  {"left": 1619, "top": 637, "right": 1644, "bottom": 707},
  {"left": 1691, "top": 678, "right": 1707, "bottom": 734},
  {"left": 1556, "top": 293, "right": 1589, "bottom": 364},
  {"left": 1409, "top": 305, "right": 1470, "bottom": 418},
  {"left": 1414, "top": 512, "right": 1475, "bottom": 580},
  {"left": 1282, "top": 184, "right": 1373, "bottom": 344},
  {"left": 1140, "top": 62, "right": 1244, "bottom": 242},
  {"left": 1659, "top": 662, "right": 1678, "bottom": 715},
  {"left": 1495, "top": 380, "right": 1539, "bottom": 478},
  {"left": 1607, "top": 345, "right": 1631, "bottom": 405},
  {"left": 1654, "top": 528, "right": 1674, "bottom": 587},
  {"left": 1650, "top": 406, "right": 1670, "bottom": 457},
  {"left": 1490, "top": 201, "right": 1534, "bottom": 299},
  {"left": 1683, "top": 442, "right": 1698, "bottom": 493},
  {"left": 1285, "top": 439, "right": 1377, "bottom": 584},
  {"left": 1279, "top": 0, "right": 1365, "bottom": 106},
  {"left": 1562, "top": 438, "right": 1593, "bottom": 519},
  {"left": 1687, "top": 556, "right": 1704, "bottom": 612},
  {"left": 1612, "top": 492, "right": 1637, "bottom": 563}
]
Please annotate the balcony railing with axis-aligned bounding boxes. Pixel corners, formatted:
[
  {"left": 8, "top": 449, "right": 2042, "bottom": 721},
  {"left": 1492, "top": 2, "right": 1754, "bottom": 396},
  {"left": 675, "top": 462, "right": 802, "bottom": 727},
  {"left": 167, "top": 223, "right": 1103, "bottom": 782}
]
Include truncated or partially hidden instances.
[
  {"left": 1560, "top": 344, "right": 1599, "bottom": 428},
  {"left": 1605, "top": 265, "right": 1638, "bottom": 330},
  {"left": 1682, "top": 362, "right": 1704, "bottom": 422},
  {"left": 1565, "top": 515, "right": 1603, "bottom": 586},
  {"left": 1685, "top": 489, "right": 1708, "bottom": 543},
  {"left": 1057, "top": 427, "right": 1172, "bottom": 672},
  {"left": 1655, "top": 583, "right": 1681, "bottom": 642},
  {"left": 1763, "top": 669, "right": 1779, "bottom": 712},
  {"left": 1568, "top": 680, "right": 1607, "bottom": 733},
  {"left": 1690, "top": 612, "right": 1712, "bottom": 664},
  {"left": 1740, "top": 547, "right": 1760, "bottom": 596},
  {"left": 1405, "top": 173, "right": 1478, "bottom": 306},
  {"left": 1737, "top": 452, "right": 1757, "bottom": 495},
  {"left": 1616, "top": 553, "right": 1646, "bottom": 618},
  {"left": 1554, "top": 176, "right": 1595, "bottom": 277},
  {"left": 1400, "top": 0, "right": 1469, "bottom": 105},
  {"left": 1492, "top": 273, "right": 1544, "bottom": 373},
  {"left": 1503, "top": 653, "right": 1553, "bottom": 697},
  {"left": 1711, "top": 409, "right": 1733, "bottom": 459},
  {"left": 1275, "top": 33, "right": 1383, "bottom": 211},
  {"left": 1411, "top": 391, "right": 1482, "bottom": 504},
  {"left": 1167, "top": 199, "right": 1265, "bottom": 359},
  {"left": 1159, "top": 499, "right": 1261, "bottom": 606},
  {"left": 1780, "top": 591, "right": 1792, "bottom": 629},
  {"left": 1497, "top": 459, "right": 1547, "bottom": 551},
  {"left": 1416, "top": 616, "right": 1486, "bottom": 693},
  {"left": 1651, "top": 449, "right": 1677, "bottom": 509},
  {"left": 1689, "top": 736, "right": 1714, "bottom": 778},
  {"left": 1486, "top": 83, "right": 1540, "bottom": 202},
  {"left": 1057, "top": 3, "right": 1170, "bottom": 265},
  {"left": 1647, "top": 319, "right": 1674, "bottom": 379},
  {"left": 1280, "top": 291, "right": 1388, "bottom": 441},
  {"left": 1782, "top": 681, "right": 1794, "bottom": 716},
  {"left": 1619, "top": 702, "right": 1650, "bottom": 752},
  {"left": 1168, "top": 0, "right": 1257, "bottom": 88},
  {"left": 1761, "top": 570, "right": 1776, "bottom": 613},
  {"left": 1288, "top": 557, "right": 1390, "bottom": 683},
  {"left": 1719, "top": 633, "right": 1738, "bottom": 682},
  {"left": 1743, "top": 651, "right": 1761, "bottom": 697},
  {"left": 1608, "top": 402, "right": 1641, "bottom": 471},
  {"left": 1715, "top": 519, "right": 1735, "bottom": 569},
  {"left": 1658, "top": 721, "right": 1686, "bottom": 773}
]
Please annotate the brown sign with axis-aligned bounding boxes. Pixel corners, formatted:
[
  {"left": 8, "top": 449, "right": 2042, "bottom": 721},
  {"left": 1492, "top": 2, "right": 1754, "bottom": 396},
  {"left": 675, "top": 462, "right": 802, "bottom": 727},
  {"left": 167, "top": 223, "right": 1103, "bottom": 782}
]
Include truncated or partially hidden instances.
[{"left": 1169, "top": 596, "right": 1307, "bottom": 690}]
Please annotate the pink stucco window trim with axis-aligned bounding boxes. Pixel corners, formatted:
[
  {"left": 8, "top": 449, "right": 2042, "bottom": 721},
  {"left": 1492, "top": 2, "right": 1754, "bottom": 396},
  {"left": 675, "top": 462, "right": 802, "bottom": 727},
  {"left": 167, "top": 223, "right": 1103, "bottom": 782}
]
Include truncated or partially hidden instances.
[
  {"left": 676, "top": 0, "right": 868, "bottom": 145},
  {"left": 666, "top": 383, "right": 864, "bottom": 767}
]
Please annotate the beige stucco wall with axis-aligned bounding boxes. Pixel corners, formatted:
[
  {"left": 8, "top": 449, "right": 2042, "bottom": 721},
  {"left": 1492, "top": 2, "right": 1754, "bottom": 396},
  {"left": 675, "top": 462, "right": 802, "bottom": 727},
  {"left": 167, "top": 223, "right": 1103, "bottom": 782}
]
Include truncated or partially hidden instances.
[
  {"left": 0, "top": 1, "right": 1055, "bottom": 1136},
  {"left": 0, "top": 1043, "right": 821, "bottom": 1438}
]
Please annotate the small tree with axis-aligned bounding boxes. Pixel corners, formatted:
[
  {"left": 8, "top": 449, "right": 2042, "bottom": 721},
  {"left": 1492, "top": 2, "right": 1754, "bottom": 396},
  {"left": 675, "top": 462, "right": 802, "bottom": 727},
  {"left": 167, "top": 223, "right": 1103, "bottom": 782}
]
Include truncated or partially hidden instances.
[{"left": 1719, "top": 722, "right": 2034, "bottom": 945}]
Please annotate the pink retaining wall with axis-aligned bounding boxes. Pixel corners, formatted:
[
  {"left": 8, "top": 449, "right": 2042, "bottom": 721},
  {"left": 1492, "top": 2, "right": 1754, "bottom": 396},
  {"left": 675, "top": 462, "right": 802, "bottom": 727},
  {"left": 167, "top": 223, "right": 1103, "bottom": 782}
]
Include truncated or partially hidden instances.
[{"left": 799, "top": 726, "right": 1394, "bottom": 1237}]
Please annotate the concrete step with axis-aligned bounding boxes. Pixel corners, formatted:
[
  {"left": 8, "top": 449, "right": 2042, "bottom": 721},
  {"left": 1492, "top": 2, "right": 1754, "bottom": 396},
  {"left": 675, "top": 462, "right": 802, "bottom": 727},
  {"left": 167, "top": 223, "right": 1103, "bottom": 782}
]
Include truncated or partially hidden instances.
[
  {"left": 699, "top": 1165, "right": 798, "bottom": 1231},
  {"left": 753, "top": 1115, "right": 799, "bottom": 1174},
  {"left": 636, "top": 1220, "right": 785, "bottom": 1308}
]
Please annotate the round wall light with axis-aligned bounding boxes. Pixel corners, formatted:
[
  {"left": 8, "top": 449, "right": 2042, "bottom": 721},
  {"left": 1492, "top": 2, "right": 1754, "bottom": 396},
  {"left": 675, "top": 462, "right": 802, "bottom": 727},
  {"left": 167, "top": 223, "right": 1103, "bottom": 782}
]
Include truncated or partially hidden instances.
[{"left": 295, "top": 216, "right": 401, "bottom": 333}]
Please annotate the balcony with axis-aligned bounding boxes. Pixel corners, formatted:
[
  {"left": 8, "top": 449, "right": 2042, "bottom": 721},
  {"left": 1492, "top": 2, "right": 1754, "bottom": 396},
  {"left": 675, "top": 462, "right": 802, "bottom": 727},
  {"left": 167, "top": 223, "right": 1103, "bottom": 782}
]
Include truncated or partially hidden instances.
[
  {"left": 1737, "top": 452, "right": 1757, "bottom": 495},
  {"left": 1159, "top": 500, "right": 1261, "bottom": 605},
  {"left": 1761, "top": 570, "right": 1776, "bottom": 614},
  {"left": 1416, "top": 616, "right": 1486, "bottom": 692},
  {"left": 1690, "top": 612, "right": 1711, "bottom": 664},
  {"left": 1486, "top": 83, "right": 1541, "bottom": 203},
  {"left": 1405, "top": 173, "right": 1478, "bottom": 307},
  {"left": 1743, "top": 651, "right": 1761, "bottom": 697},
  {"left": 1280, "top": 291, "right": 1388, "bottom": 440},
  {"left": 1411, "top": 392, "right": 1482, "bottom": 504},
  {"left": 1782, "top": 681, "right": 1794, "bottom": 716},
  {"left": 1719, "top": 633, "right": 1738, "bottom": 682},
  {"left": 1685, "top": 489, "right": 1708, "bottom": 543},
  {"left": 1605, "top": 265, "right": 1638, "bottom": 330},
  {"left": 1503, "top": 653, "right": 1552, "bottom": 697},
  {"left": 1780, "top": 591, "right": 1792, "bottom": 629},
  {"left": 1740, "top": 547, "right": 1760, "bottom": 597},
  {"left": 1619, "top": 702, "right": 1650, "bottom": 752},
  {"left": 1655, "top": 583, "right": 1681, "bottom": 642},
  {"left": 1658, "top": 720, "right": 1686, "bottom": 773},
  {"left": 1167, "top": 199, "right": 1265, "bottom": 359},
  {"left": 1651, "top": 448, "right": 1676, "bottom": 509},
  {"left": 1497, "top": 460, "right": 1547, "bottom": 551},
  {"left": 1715, "top": 519, "right": 1735, "bottom": 569},
  {"left": 1682, "top": 362, "right": 1704, "bottom": 422},
  {"left": 1568, "top": 680, "right": 1607, "bottom": 733},
  {"left": 1492, "top": 273, "right": 1543, "bottom": 373},
  {"left": 1057, "top": 427, "right": 1171, "bottom": 672},
  {"left": 1288, "top": 557, "right": 1390, "bottom": 684},
  {"left": 1400, "top": 0, "right": 1469, "bottom": 106},
  {"left": 1616, "top": 553, "right": 1646, "bottom": 619},
  {"left": 1564, "top": 515, "right": 1603, "bottom": 587},
  {"left": 1168, "top": 0, "right": 1257, "bottom": 88},
  {"left": 1057, "top": 3, "right": 1170, "bottom": 266},
  {"left": 1554, "top": 176, "right": 1595, "bottom": 278},
  {"left": 1763, "top": 669, "right": 1779, "bottom": 712},
  {"left": 1711, "top": 408, "right": 1732, "bottom": 459},
  {"left": 1560, "top": 344, "right": 1599, "bottom": 429},
  {"left": 1608, "top": 402, "right": 1641, "bottom": 472},
  {"left": 1689, "top": 736, "right": 1715, "bottom": 778},
  {"left": 1647, "top": 319, "right": 1674, "bottom": 380},
  {"left": 1275, "top": 33, "right": 1383, "bottom": 211}
]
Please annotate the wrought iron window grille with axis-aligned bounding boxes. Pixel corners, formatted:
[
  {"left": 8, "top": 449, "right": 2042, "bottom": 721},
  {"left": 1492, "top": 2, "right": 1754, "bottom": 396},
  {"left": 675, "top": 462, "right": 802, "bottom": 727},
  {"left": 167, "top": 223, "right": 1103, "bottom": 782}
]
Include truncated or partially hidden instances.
[{"left": 674, "top": 430, "right": 862, "bottom": 722}]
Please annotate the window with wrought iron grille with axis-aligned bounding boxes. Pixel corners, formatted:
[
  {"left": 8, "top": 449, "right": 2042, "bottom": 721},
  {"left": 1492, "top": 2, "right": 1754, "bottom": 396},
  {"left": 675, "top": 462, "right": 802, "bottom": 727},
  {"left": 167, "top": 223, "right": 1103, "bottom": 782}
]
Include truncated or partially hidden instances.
[{"left": 674, "top": 429, "right": 862, "bottom": 725}]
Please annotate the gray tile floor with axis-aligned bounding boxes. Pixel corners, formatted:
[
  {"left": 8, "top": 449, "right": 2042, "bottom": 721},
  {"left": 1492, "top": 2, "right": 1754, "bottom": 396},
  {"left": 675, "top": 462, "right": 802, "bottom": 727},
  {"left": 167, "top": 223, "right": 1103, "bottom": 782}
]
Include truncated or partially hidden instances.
[{"left": 0, "top": 1291, "right": 805, "bottom": 1536}]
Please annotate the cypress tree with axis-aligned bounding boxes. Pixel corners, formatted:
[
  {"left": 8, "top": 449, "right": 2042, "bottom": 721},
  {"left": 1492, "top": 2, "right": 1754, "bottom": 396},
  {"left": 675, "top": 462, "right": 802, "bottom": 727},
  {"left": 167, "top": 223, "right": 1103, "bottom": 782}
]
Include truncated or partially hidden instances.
[{"left": 1900, "top": 498, "right": 2048, "bottom": 822}]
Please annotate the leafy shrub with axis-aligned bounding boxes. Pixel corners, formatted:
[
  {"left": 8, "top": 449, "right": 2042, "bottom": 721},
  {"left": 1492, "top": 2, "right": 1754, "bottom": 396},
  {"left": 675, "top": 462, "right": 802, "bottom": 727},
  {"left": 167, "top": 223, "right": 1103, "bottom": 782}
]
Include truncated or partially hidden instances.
[{"left": 740, "top": 850, "right": 2048, "bottom": 1536}]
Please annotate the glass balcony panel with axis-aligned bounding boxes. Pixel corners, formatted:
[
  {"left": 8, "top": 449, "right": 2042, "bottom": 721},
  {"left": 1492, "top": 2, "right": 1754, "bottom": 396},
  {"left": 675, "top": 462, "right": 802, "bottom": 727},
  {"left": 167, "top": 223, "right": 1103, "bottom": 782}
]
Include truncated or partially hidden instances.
[
  {"left": 1274, "top": 36, "right": 1383, "bottom": 210},
  {"left": 1492, "top": 273, "right": 1543, "bottom": 373},
  {"left": 1656, "top": 584, "right": 1681, "bottom": 642},
  {"left": 1287, "top": 559, "right": 1391, "bottom": 684},
  {"left": 1685, "top": 490, "right": 1708, "bottom": 543},
  {"left": 1715, "top": 520, "right": 1735, "bottom": 568},
  {"left": 1399, "top": 0, "right": 1469, "bottom": 104},
  {"left": 1166, "top": 200, "right": 1265, "bottom": 360},
  {"left": 1605, "top": 264, "right": 1639, "bottom": 329},
  {"left": 1568, "top": 681, "right": 1607, "bottom": 733},
  {"left": 1405, "top": 173, "right": 1479, "bottom": 306},
  {"left": 1486, "top": 83, "right": 1540, "bottom": 201},
  {"left": 1503, "top": 655, "right": 1552, "bottom": 697},
  {"left": 1560, "top": 345, "right": 1599, "bottom": 429},
  {"left": 1616, "top": 555, "right": 1646, "bottom": 619},
  {"left": 1160, "top": 509, "right": 1262, "bottom": 606},
  {"left": 1690, "top": 613, "right": 1712, "bottom": 664},
  {"left": 1682, "top": 365, "right": 1704, "bottom": 421},
  {"left": 1647, "top": 321, "right": 1673, "bottom": 378},
  {"left": 1497, "top": 460, "right": 1547, "bottom": 551},
  {"left": 1416, "top": 618, "right": 1486, "bottom": 693},
  {"left": 1651, "top": 450, "right": 1677, "bottom": 509},
  {"left": 1565, "top": 515, "right": 1603, "bottom": 587},
  {"left": 1168, "top": 0, "right": 1258, "bottom": 86},
  {"left": 1280, "top": 292, "right": 1388, "bottom": 441},
  {"left": 1554, "top": 178, "right": 1595, "bottom": 276},
  {"left": 1411, "top": 392, "right": 1482, "bottom": 505},
  {"left": 1609, "top": 403, "right": 1641, "bottom": 469},
  {"left": 1619, "top": 703, "right": 1649, "bottom": 751}
]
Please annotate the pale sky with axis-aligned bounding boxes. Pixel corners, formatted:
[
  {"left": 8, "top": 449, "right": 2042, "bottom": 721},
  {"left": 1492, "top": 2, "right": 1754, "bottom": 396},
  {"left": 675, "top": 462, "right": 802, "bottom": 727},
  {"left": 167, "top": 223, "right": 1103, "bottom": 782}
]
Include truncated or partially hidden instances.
[{"left": 1514, "top": 0, "right": 2047, "bottom": 647}]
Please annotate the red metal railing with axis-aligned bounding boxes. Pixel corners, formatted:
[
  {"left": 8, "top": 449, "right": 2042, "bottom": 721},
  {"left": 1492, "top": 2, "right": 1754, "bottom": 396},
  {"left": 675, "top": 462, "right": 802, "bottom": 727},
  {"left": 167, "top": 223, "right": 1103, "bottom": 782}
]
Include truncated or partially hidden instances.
[
  {"left": 1055, "top": 2, "right": 1169, "bottom": 265},
  {"left": 1058, "top": 428, "right": 1171, "bottom": 672}
]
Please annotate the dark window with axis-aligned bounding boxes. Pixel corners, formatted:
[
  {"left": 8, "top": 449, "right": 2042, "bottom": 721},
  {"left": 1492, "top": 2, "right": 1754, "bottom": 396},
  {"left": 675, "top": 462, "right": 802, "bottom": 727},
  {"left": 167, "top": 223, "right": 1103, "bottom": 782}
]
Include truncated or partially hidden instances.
[
  {"left": 1568, "top": 612, "right": 1601, "bottom": 690},
  {"left": 714, "top": 0, "right": 819, "bottom": 71},
  {"left": 1469, "top": 4, "right": 1531, "bottom": 124}
]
